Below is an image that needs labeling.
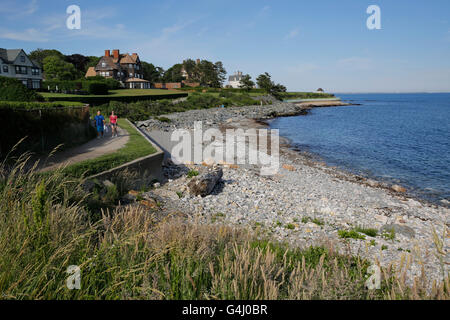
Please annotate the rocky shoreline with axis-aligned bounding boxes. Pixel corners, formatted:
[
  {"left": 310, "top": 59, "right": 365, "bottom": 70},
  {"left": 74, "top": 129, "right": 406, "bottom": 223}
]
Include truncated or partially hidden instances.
[{"left": 136, "top": 99, "right": 449, "bottom": 286}]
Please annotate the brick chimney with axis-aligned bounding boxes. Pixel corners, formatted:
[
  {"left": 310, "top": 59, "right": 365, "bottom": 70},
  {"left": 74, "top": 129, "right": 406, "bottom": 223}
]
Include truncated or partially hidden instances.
[
  {"left": 105, "top": 50, "right": 110, "bottom": 57},
  {"left": 113, "top": 49, "right": 120, "bottom": 59},
  {"left": 196, "top": 58, "right": 200, "bottom": 64}
]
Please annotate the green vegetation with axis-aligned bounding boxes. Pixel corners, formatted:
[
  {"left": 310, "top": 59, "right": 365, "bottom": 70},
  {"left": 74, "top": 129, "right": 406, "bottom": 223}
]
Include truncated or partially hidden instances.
[
  {"left": 40, "top": 89, "right": 188, "bottom": 105},
  {"left": 0, "top": 157, "right": 448, "bottom": 300},
  {"left": 187, "top": 169, "right": 199, "bottom": 178},
  {"left": 0, "top": 100, "right": 85, "bottom": 110},
  {"left": 355, "top": 227, "right": 378, "bottom": 237},
  {"left": 60, "top": 119, "right": 156, "bottom": 177},
  {"left": 285, "top": 223, "right": 296, "bottom": 230},
  {"left": 301, "top": 216, "right": 324, "bottom": 226},
  {"left": 256, "top": 72, "right": 287, "bottom": 99},
  {"left": 381, "top": 228, "right": 396, "bottom": 241},
  {"left": 93, "top": 92, "right": 260, "bottom": 122},
  {"left": 1, "top": 103, "right": 94, "bottom": 158},
  {"left": 0, "top": 76, "right": 44, "bottom": 102},
  {"left": 338, "top": 229, "right": 366, "bottom": 240},
  {"left": 281, "top": 91, "right": 335, "bottom": 100},
  {"left": 238, "top": 74, "right": 255, "bottom": 91}
]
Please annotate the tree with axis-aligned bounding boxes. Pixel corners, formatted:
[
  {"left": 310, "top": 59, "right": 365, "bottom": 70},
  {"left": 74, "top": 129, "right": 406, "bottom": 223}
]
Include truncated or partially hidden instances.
[
  {"left": 163, "top": 64, "right": 185, "bottom": 83},
  {"left": 256, "top": 72, "right": 273, "bottom": 92},
  {"left": 86, "top": 56, "right": 100, "bottom": 69},
  {"left": 43, "top": 55, "right": 78, "bottom": 81},
  {"left": 142, "top": 61, "right": 164, "bottom": 83},
  {"left": 182, "top": 59, "right": 201, "bottom": 81},
  {"left": 256, "top": 72, "right": 286, "bottom": 99},
  {"left": 29, "top": 49, "right": 64, "bottom": 66},
  {"left": 239, "top": 74, "right": 255, "bottom": 91}
]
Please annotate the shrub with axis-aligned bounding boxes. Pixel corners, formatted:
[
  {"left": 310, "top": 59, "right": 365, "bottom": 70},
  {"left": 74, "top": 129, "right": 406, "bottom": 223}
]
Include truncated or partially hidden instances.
[
  {"left": 0, "top": 76, "right": 44, "bottom": 102},
  {"left": 86, "top": 81, "right": 109, "bottom": 95},
  {"left": 187, "top": 170, "right": 199, "bottom": 178},
  {"left": 355, "top": 227, "right": 378, "bottom": 237},
  {"left": 338, "top": 229, "right": 366, "bottom": 240}
]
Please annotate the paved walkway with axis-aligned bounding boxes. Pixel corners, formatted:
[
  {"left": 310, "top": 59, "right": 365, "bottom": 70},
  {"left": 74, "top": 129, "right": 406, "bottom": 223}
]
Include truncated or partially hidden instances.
[{"left": 39, "top": 126, "right": 129, "bottom": 172}]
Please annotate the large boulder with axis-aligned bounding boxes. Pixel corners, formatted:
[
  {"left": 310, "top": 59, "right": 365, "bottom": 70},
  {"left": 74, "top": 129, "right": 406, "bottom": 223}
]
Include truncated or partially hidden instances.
[{"left": 188, "top": 166, "right": 223, "bottom": 197}]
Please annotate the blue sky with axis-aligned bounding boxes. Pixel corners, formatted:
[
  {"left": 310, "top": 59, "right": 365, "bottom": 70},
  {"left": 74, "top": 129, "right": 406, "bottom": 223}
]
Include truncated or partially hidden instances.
[{"left": 1, "top": 0, "right": 449, "bottom": 92}]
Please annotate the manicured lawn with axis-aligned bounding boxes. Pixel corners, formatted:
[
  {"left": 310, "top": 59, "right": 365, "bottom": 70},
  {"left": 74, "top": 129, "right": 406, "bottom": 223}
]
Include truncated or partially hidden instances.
[
  {"left": 61, "top": 119, "right": 157, "bottom": 177},
  {"left": 41, "top": 89, "right": 182, "bottom": 98}
]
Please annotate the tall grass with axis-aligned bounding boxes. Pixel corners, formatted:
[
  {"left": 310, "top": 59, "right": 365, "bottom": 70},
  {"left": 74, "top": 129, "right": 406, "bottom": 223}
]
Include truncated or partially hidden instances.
[{"left": 0, "top": 156, "right": 448, "bottom": 300}]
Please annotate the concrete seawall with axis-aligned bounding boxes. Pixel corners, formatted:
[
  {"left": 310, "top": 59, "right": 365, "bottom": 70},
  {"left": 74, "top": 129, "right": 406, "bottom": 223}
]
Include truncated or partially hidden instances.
[{"left": 88, "top": 119, "right": 165, "bottom": 183}]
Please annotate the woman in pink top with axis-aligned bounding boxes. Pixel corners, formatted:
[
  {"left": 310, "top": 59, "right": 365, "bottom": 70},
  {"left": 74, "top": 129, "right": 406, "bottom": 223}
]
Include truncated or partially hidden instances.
[{"left": 109, "top": 111, "right": 118, "bottom": 137}]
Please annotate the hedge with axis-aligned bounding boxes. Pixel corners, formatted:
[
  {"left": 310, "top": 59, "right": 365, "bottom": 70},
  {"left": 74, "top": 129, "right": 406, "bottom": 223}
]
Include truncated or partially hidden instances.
[
  {"left": 1, "top": 104, "right": 95, "bottom": 158},
  {"left": 86, "top": 82, "right": 108, "bottom": 95},
  {"left": 44, "top": 93, "right": 188, "bottom": 105},
  {"left": 0, "top": 76, "right": 44, "bottom": 102},
  {"left": 0, "top": 101, "right": 85, "bottom": 110},
  {"left": 42, "top": 78, "right": 121, "bottom": 93}
]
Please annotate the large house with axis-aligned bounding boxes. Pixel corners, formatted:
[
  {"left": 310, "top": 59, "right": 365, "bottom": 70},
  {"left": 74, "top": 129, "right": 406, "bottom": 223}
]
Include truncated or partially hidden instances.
[
  {"left": 227, "top": 71, "right": 244, "bottom": 88},
  {"left": 85, "top": 49, "right": 151, "bottom": 89},
  {"left": 0, "top": 48, "right": 42, "bottom": 89}
]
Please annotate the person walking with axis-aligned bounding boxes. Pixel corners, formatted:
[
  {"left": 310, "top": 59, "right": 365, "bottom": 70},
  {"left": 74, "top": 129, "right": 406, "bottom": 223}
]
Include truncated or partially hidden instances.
[
  {"left": 94, "top": 111, "right": 105, "bottom": 139},
  {"left": 109, "top": 111, "right": 118, "bottom": 138}
]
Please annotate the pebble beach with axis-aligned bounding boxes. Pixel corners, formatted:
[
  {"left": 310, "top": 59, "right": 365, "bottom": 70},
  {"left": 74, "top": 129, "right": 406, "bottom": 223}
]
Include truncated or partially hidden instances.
[{"left": 136, "top": 99, "right": 449, "bottom": 286}]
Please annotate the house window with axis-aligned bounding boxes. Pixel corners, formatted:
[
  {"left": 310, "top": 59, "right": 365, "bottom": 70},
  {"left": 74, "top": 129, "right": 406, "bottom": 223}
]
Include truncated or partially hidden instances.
[
  {"left": 32, "top": 68, "right": 40, "bottom": 75},
  {"left": 101, "top": 62, "right": 106, "bottom": 68},
  {"left": 20, "top": 56, "right": 25, "bottom": 62},
  {"left": 32, "top": 80, "right": 40, "bottom": 89},
  {"left": 15, "top": 66, "right": 27, "bottom": 74},
  {"left": 3, "top": 65, "right": 8, "bottom": 73}
]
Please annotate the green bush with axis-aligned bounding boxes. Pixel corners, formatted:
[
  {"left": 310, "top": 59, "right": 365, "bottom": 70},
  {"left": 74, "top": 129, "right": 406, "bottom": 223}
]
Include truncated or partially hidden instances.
[
  {"left": 0, "top": 76, "right": 44, "bottom": 102},
  {"left": 0, "top": 101, "right": 85, "bottom": 110},
  {"left": 86, "top": 82, "right": 109, "bottom": 95},
  {"left": 44, "top": 93, "right": 188, "bottom": 105}
]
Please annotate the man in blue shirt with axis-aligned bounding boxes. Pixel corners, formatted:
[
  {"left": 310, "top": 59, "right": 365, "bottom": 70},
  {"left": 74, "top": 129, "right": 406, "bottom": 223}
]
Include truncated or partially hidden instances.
[{"left": 94, "top": 111, "right": 105, "bottom": 138}]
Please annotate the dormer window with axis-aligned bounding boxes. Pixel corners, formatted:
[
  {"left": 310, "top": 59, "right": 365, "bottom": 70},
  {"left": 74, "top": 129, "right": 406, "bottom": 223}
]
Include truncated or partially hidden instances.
[
  {"left": 101, "top": 62, "right": 106, "bottom": 68},
  {"left": 20, "top": 56, "right": 25, "bottom": 62}
]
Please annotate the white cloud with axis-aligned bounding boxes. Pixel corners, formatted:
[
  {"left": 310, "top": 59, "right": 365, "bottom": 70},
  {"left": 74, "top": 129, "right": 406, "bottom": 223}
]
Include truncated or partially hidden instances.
[
  {"left": 0, "top": 0, "right": 38, "bottom": 16},
  {"left": 285, "top": 28, "right": 300, "bottom": 39},
  {"left": 0, "top": 27, "right": 48, "bottom": 42}
]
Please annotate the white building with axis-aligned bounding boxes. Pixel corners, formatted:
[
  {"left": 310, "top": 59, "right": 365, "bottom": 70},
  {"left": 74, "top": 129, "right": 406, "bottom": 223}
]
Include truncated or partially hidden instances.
[
  {"left": 0, "top": 48, "right": 42, "bottom": 89},
  {"left": 227, "top": 71, "right": 244, "bottom": 88}
]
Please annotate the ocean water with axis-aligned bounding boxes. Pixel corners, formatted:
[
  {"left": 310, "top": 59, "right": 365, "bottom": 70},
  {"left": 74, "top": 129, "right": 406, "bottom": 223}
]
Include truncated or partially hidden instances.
[{"left": 270, "top": 93, "right": 450, "bottom": 204}]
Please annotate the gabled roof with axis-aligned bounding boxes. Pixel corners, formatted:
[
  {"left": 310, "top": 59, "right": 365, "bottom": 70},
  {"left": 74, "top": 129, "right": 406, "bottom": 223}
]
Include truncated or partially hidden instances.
[
  {"left": 0, "top": 48, "right": 22, "bottom": 63},
  {"left": 95, "top": 56, "right": 120, "bottom": 71},
  {"left": 85, "top": 67, "right": 97, "bottom": 77},
  {"left": 119, "top": 53, "right": 137, "bottom": 64}
]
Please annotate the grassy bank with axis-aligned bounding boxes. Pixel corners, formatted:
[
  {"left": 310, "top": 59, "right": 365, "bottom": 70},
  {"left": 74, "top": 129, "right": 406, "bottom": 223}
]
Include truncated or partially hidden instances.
[
  {"left": 95, "top": 92, "right": 260, "bottom": 122},
  {"left": 0, "top": 156, "right": 448, "bottom": 300},
  {"left": 40, "top": 89, "right": 188, "bottom": 105},
  {"left": 59, "top": 119, "right": 156, "bottom": 177},
  {"left": 0, "top": 100, "right": 86, "bottom": 110}
]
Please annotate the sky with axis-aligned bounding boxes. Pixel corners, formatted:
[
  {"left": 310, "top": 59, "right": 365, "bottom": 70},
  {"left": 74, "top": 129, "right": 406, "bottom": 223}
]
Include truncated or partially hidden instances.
[{"left": 0, "top": 0, "right": 449, "bottom": 93}]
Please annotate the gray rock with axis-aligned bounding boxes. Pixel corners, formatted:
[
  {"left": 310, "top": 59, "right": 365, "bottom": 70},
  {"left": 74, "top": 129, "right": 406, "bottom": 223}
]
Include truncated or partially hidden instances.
[
  {"left": 103, "top": 180, "right": 115, "bottom": 188},
  {"left": 380, "top": 223, "right": 415, "bottom": 238},
  {"left": 188, "top": 166, "right": 223, "bottom": 197}
]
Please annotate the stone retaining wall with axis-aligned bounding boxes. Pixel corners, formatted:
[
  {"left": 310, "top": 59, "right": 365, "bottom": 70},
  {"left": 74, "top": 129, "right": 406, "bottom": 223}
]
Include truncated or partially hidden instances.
[{"left": 88, "top": 119, "right": 164, "bottom": 183}]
